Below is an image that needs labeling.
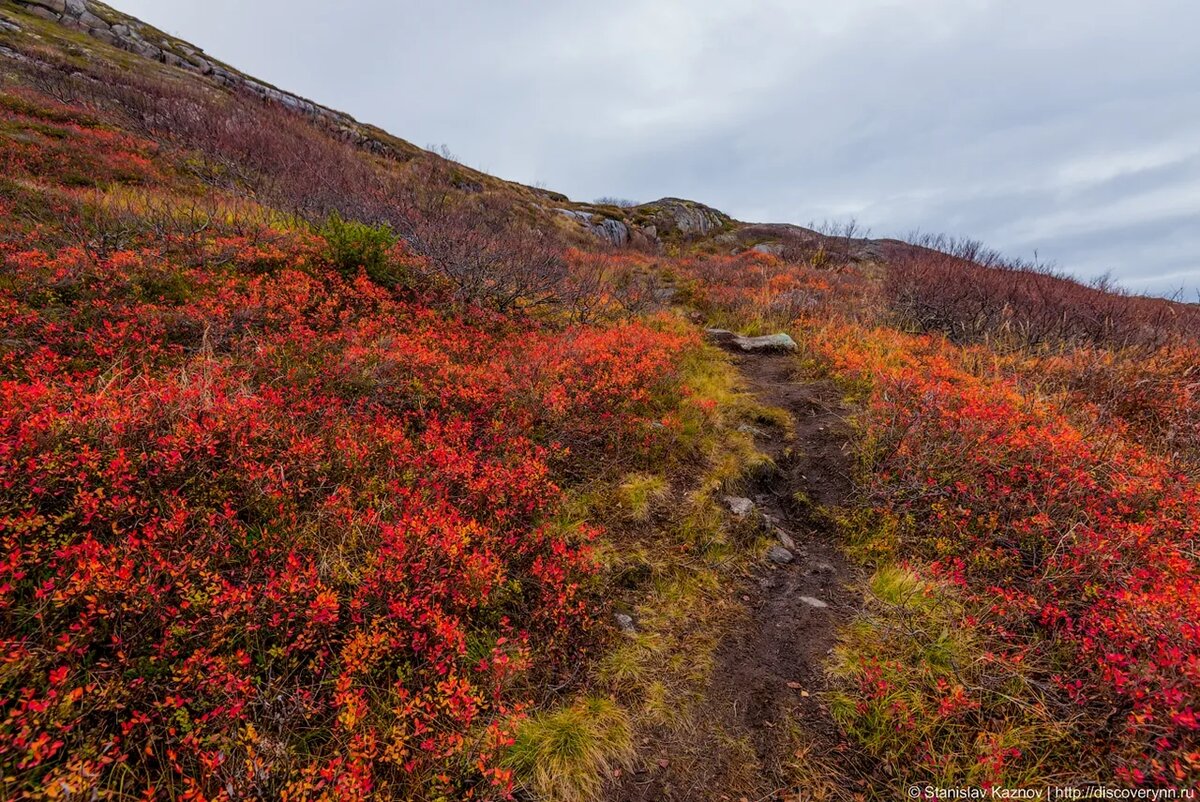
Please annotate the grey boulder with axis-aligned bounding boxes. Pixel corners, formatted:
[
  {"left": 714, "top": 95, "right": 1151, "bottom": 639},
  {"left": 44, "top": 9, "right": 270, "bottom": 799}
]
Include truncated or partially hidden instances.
[
  {"left": 732, "top": 333, "right": 798, "bottom": 353},
  {"left": 767, "top": 545, "right": 795, "bottom": 564},
  {"left": 704, "top": 329, "right": 798, "bottom": 353},
  {"left": 724, "top": 496, "right": 755, "bottom": 517}
]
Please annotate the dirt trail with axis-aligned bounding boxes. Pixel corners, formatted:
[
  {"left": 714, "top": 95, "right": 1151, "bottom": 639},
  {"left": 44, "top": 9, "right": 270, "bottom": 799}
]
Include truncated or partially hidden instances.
[{"left": 611, "top": 351, "right": 873, "bottom": 801}]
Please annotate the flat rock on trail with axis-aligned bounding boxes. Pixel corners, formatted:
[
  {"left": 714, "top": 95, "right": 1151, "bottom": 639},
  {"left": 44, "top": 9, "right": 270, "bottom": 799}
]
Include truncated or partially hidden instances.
[{"left": 611, "top": 351, "right": 871, "bottom": 801}]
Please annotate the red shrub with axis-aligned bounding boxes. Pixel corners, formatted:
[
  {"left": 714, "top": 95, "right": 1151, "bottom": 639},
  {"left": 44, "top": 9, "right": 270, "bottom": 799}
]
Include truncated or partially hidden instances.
[
  {"left": 814, "top": 324, "right": 1200, "bottom": 785},
  {"left": 679, "top": 251, "right": 874, "bottom": 324},
  {"left": 0, "top": 214, "right": 691, "bottom": 800}
]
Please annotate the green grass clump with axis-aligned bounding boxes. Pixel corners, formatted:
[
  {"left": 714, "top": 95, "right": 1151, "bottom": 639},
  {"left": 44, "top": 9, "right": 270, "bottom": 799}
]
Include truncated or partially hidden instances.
[
  {"left": 505, "top": 697, "right": 634, "bottom": 802},
  {"left": 616, "top": 473, "right": 668, "bottom": 521},
  {"left": 319, "top": 212, "right": 405, "bottom": 286},
  {"left": 827, "top": 565, "right": 1076, "bottom": 789}
]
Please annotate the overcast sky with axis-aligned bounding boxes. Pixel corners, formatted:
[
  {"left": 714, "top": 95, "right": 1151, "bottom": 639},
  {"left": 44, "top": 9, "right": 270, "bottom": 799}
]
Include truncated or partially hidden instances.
[{"left": 118, "top": 0, "right": 1200, "bottom": 297}]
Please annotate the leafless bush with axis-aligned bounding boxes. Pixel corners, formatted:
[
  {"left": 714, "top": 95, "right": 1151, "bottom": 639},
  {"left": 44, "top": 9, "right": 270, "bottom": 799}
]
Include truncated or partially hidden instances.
[
  {"left": 558, "top": 252, "right": 664, "bottom": 324},
  {"left": 807, "top": 218, "right": 872, "bottom": 261},
  {"left": 886, "top": 235, "right": 1200, "bottom": 350},
  {"left": 809, "top": 218, "right": 870, "bottom": 243},
  {"left": 392, "top": 185, "right": 566, "bottom": 311},
  {"left": 593, "top": 197, "right": 639, "bottom": 208}
]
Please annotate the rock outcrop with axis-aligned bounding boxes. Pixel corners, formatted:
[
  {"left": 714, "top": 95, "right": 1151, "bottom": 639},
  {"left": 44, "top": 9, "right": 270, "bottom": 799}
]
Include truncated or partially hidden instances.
[
  {"left": 556, "top": 209, "right": 631, "bottom": 247},
  {"left": 553, "top": 196, "right": 733, "bottom": 249},
  {"left": 632, "top": 197, "right": 731, "bottom": 240},
  {"left": 556, "top": 208, "right": 633, "bottom": 246},
  {"left": 594, "top": 217, "right": 630, "bottom": 247}
]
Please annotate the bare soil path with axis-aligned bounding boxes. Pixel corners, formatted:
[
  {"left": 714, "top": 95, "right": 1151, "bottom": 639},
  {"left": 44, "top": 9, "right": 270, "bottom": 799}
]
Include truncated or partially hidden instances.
[{"left": 611, "top": 351, "right": 875, "bottom": 801}]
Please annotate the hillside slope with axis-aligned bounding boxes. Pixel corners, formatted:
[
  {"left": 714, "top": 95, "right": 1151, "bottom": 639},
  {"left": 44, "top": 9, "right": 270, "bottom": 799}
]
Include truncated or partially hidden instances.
[
  {"left": 0, "top": 0, "right": 936, "bottom": 257},
  {"left": 2, "top": 2, "right": 1200, "bottom": 801}
]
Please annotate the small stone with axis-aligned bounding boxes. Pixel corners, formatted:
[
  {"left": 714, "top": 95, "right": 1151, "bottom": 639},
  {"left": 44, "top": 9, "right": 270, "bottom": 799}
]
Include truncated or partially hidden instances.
[
  {"left": 614, "top": 613, "right": 636, "bottom": 634},
  {"left": 723, "top": 496, "right": 754, "bottom": 517},
  {"left": 775, "top": 528, "right": 797, "bottom": 550},
  {"left": 814, "top": 562, "right": 835, "bottom": 574},
  {"left": 767, "top": 545, "right": 794, "bottom": 564},
  {"left": 799, "top": 596, "right": 828, "bottom": 608},
  {"left": 736, "top": 423, "right": 765, "bottom": 437}
]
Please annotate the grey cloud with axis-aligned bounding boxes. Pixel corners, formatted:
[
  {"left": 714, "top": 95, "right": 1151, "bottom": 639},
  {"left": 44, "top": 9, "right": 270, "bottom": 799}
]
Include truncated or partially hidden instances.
[{"left": 119, "top": 0, "right": 1200, "bottom": 295}]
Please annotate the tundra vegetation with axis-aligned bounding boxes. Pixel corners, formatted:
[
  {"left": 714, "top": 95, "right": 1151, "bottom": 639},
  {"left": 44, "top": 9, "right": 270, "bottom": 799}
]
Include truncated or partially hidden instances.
[
  {"left": 681, "top": 246, "right": 1200, "bottom": 790},
  {"left": 1, "top": 5, "right": 1198, "bottom": 801}
]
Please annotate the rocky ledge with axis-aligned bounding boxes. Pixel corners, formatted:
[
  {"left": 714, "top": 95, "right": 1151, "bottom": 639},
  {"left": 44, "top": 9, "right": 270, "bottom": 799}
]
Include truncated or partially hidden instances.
[{"left": 555, "top": 196, "right": 734, "bottom": 250}]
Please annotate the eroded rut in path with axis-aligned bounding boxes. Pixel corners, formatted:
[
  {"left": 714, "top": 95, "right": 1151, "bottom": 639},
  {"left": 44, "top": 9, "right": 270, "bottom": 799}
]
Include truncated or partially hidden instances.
[{"left": 612, "top": 351, "right": 871, "bottom": 802}]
